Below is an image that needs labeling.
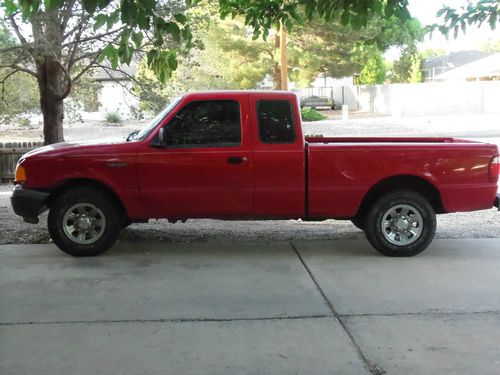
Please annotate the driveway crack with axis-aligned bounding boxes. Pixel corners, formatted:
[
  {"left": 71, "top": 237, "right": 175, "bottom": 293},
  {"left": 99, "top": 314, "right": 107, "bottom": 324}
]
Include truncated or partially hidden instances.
[{"left": 290, "top": 242, "right": 385, "bottom": 375}]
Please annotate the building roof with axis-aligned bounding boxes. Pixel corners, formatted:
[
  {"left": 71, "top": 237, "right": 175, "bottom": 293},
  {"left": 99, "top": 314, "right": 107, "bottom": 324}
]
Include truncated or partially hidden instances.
[
  {"left": 424, "top": 50, "right": 490, "bottom": 70},
  {"left": 433, "top": 53, "right": 500, "bottom": 81}
]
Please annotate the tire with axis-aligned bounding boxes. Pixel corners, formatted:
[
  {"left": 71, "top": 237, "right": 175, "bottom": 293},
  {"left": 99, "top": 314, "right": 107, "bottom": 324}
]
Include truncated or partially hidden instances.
[
  {"left": 351, "top": 217, "right": 365, "bottom": 230},
  {"left": 48, "top": 187, "right": 122, "bottom": 257},
  {"left": 365, "top": 191, "right": 436, "bottom": 257}
]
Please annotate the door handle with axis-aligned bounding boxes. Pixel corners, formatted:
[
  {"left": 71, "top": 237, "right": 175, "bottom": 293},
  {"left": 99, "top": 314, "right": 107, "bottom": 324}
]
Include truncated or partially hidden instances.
[{"left": 227, "top": 156, "right": 247, "bottom": 164}]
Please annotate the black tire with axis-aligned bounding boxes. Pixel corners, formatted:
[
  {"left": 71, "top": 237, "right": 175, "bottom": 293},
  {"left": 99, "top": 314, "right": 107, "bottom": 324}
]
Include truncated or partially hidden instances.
[
  {"left": 365, "top": 191, "right": 436, "bottom": 257},
  {"left": 351, "top": 217, "right": 365, "bottom": 230},
  {"left": 48, "top": 187, "right": 122, "bottom": 257}
]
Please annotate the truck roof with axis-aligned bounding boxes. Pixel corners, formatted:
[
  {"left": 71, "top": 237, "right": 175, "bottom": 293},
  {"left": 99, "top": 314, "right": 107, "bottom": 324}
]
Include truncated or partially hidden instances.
[{"left": 183, "top": 90, "right": 297, "bottom": 99}]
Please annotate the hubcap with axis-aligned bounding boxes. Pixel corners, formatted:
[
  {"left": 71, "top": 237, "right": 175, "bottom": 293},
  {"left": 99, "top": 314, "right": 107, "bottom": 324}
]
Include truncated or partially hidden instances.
[
  {"left": 62, "top": 203, "right": 106, "bottom": 245},
  {"left": 381, "top": 204, "right": 423, "bottom": 246}
]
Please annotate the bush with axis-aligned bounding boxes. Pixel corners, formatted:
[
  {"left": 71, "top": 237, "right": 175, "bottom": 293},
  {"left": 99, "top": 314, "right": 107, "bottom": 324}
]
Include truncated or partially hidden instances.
[
  {"left": 105, "top": 111, "right": 122, "bottom": 124},
  {"left": 301, "top": 108, "right": 327, "bottom": 122}
]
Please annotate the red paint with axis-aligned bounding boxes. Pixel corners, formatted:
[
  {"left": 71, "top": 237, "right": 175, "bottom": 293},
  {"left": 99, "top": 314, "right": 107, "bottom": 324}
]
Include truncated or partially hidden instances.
[{"left": 18, "top": 91, "right": 499, "bottom": 220}]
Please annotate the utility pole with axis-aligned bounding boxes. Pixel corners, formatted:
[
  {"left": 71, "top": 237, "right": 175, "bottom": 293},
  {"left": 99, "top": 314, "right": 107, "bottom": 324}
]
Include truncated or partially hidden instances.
[{"left": 280, "top": 23, "right": 288, "bottom": 91}]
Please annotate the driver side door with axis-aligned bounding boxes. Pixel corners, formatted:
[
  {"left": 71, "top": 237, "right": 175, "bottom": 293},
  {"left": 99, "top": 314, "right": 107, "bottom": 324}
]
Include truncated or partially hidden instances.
[{"left": 137, "top": 96, "right": 254, "bottom": 219}]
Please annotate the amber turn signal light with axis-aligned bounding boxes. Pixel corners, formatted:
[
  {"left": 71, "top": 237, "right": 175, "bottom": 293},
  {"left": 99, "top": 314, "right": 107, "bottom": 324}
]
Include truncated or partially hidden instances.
[{"left": 15, "top": 165, "right": 26, "bottom": 183}]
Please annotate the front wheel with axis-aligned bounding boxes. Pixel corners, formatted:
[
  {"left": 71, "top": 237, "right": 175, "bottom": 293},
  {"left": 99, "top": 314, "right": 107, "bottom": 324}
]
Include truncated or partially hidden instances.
[
  {"left": 365, "top": 191, "right": 436, "bottom": 257},
  {"left": 48, "top": 187, "right": 122, "bottom": 256}
]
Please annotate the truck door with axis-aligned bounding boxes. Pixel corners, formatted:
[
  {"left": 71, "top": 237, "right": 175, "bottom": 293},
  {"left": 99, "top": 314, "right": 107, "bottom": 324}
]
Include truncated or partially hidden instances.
[
  {"left": 137, "top": 96, "right": 254, "bottom": 218},
  {"left": 249, "top": 95, "right": 305, "bottom": 218}
]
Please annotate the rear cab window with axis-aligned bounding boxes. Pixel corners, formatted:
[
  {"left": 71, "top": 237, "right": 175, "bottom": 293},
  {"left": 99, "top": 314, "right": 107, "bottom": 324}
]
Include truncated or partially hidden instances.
[
  {"left": 162, "top": 100, "right": 241, "bottom": 147},
  {"left": 257, "top": 100, "right": 296, "bottom": 144}
]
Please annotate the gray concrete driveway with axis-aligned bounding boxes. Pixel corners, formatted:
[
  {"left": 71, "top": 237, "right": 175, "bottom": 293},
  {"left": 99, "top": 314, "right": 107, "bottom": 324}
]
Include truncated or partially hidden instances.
[{"left": 1, "top": 239, "right": 500, "bottom": 374}]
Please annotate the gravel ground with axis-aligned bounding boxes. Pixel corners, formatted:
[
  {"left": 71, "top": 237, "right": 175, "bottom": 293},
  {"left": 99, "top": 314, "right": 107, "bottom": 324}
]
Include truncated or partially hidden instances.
[
  {"left": 1, "top": 111, "right": 498, "bottom": 245},
  {"left": 1, "top": 183, "right": 498, "bottom": 246}
]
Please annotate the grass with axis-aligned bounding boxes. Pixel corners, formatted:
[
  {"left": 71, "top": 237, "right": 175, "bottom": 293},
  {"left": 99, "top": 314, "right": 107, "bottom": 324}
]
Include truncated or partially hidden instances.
[
  {"left": 301, "top": 108, "right": 327, "bottom": 121},
  {"left": 104, "top": 111, "right": 122, "bottom": 124}
]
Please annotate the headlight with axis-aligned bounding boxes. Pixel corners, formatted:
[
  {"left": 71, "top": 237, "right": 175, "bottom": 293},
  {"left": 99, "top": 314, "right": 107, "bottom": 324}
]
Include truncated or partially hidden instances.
[{"left": 15, "top": 164, "right": 26, "bottom": 183}]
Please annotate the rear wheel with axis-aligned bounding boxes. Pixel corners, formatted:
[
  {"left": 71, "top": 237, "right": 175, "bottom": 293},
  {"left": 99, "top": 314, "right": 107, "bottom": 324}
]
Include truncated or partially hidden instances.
[
  {"left": 365, "top": 191, "right": 436, "bottom": 257},
  {"left": 48, "top": 187, "right": 122, "bottom": 256}
]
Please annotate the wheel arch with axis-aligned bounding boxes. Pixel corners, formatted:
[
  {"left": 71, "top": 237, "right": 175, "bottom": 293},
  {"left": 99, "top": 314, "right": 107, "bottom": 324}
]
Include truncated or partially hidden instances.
[
  {"left": 356, "top": 175, "right": 444, "bottom": 219},
  {"left": 46, "top": 178, "right": 129, "bottom": 223}
]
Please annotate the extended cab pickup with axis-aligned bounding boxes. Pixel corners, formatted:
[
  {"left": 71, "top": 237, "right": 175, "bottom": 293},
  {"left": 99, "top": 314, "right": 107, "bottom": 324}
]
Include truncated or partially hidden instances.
[{"left": 11, "top": 91, "right": 500, "bottom": 257}]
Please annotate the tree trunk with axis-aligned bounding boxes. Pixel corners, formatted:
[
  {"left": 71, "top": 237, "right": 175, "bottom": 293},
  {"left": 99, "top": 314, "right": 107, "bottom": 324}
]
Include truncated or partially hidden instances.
[
  {"left": 273, "top": 62, "right": 281, "bottom": 90},
  {"left": 31, "top": 9, "right": 69, "bottom": 145},
  {"left": 38, "top": 60, "right": 65, "bottom": 145},
  {"left": 273, "top": 34, "right": 281, "bottom": 90},
  {"left": 280, "top": 24, "right": 288, "bottom": 91}
]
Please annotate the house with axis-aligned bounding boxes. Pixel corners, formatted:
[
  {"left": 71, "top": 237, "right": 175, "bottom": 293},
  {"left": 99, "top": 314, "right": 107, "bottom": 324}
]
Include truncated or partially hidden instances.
[
  {"left": 90, "top": 62, "right": 139, "bottom": 120},
  {"left": 432, "top": 53, "right": 500, "bottom": 81},
  {"left": 422, "top": 50, "right": 491, "bottom": 82}
]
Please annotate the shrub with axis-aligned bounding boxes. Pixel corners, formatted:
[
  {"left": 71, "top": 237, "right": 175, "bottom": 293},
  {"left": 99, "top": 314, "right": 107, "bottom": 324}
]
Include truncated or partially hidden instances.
[
  {"left": 300, "top": 108, "right": 327, "bottom": 122},
  {"left": 105, "top": 111, "right": 122, "bottom": 124}
]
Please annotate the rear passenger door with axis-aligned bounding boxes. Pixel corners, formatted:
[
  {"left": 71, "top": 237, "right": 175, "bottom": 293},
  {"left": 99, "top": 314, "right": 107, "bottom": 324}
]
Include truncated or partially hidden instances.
[
  {"left": 138, "top": 96, "right": 254, "bottom": 218},
  {"left": 249, "top": 95, "right": 305, "bottom": 218}
]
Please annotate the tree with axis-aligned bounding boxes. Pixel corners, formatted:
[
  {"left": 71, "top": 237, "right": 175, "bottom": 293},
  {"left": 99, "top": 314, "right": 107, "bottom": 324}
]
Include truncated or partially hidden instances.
[
  {"left": 0, "top": 0, "right": 192, "bottom": 144},
  {"left": 0, "top": 22, "right": 38, "bottom": 124},
  {"left": 408, "top": 54, "right": 422, "bottom": 83},
  {"left": 218, "top": 0, "right": 412, "bottom": 38},
  {"left": 432, "top": 0, "right": 499, "bottom": 37},
  {"left": 353, "top": 45, "right": 386, "bottom": 84},
  {"left": 135, "top": 2, "right": 424, "bottom": 111},
  {"left": 1, "top": 0, "right": 413, "bottom": 144}
]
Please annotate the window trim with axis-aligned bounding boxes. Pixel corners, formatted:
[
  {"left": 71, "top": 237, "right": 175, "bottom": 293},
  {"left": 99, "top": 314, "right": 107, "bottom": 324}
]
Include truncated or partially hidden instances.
[{"left": 256, "top": 99, "right": 296, "bottom": 144}]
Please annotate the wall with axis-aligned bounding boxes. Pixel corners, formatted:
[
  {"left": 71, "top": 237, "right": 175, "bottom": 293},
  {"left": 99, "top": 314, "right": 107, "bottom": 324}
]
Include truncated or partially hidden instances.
[{"left": 356, "top": 81, "right": 500, "bottom": 116}]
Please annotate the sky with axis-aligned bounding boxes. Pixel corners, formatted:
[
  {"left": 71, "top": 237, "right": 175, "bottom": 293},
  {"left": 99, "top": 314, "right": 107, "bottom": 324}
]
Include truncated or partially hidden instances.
[{"left": 406, "top": 0, "right": 500, "bottom": 53}]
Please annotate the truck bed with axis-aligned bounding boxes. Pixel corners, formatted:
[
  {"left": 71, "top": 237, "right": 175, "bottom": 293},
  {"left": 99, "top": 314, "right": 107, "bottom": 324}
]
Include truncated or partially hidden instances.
[{"left": 306, "top": 137, "right": 498, "bottom": 219}]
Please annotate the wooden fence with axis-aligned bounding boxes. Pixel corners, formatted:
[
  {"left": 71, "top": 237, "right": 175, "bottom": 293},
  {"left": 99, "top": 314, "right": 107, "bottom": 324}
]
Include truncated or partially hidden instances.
[{"left": 0, "top": 142, "right": 44, "bottom": 182}]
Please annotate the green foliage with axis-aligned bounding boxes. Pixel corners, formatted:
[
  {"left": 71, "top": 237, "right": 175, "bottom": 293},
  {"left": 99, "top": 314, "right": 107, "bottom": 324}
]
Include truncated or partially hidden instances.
[
  {"left": 354, "top": 45, "right": 386, "bottom": 85},
  {"left": 0, "top": 25, "right": 39, "bottom": 125},
  {"left": 218, "top": 0, "right": 412, "bottom": 39},
  {"left": 2, "top": 0, "right": 413, "bottom": 85},
  {"left": 133, "top": 2, "right": 424, "bottom": 111},
  {"left": 420, "top": 48, "right": 446, "bottom": 59},
  {"left": 300, "top": 108, "right": 327, "bottom": 121},
  {"left": 133, "top": 5, "right": 270, "bottom": 112},
  {"left": 0, "top": 71, "right": 39, "bottom": 125},
  {"left": 408, "top": 54, "right": 422, "bottom": 83},
  {"left": 105, "top": 111, "right": 122, "bottom": 124},
  {"left": 430, "top": 0, "right": 499, "bottom": 38},
  {"left": 480, "top": 39, "right": 500, "bottom": 52},
  {"left": 1, "top": 0, "right": 193, "bottom": 84}
]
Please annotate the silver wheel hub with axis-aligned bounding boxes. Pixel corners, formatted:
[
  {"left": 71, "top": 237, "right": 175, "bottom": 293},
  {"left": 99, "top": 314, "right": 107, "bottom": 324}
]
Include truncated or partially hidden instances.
[
  {"left": 62, "top": 203, "right": 106, "bottom": 245},
  {"left": 381, "top": 204, "right": 423, "bottom": 246}
]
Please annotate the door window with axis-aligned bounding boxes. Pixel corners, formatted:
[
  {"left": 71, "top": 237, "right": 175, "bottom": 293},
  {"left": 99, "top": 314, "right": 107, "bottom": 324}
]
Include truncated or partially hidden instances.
[
  {"left": 164, "top": 100, "right": 241, "bottom": 147},
  {"left": 257, "top": 100, "right": 295, "bottom": 143}
]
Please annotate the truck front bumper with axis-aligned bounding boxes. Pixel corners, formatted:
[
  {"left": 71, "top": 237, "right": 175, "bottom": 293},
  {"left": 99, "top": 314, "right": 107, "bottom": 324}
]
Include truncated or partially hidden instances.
[
  {"left": 10, "top": 185, "right": 49, "bottom": 224},
  {"left": 495, "top": 194, "right": 500, "bottom": 210}
]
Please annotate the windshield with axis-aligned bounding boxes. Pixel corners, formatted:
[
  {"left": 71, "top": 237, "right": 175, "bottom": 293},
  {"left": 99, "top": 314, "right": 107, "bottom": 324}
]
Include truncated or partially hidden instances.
[{"left": 134, "top": 96, "right": 183, "bottom": 140}]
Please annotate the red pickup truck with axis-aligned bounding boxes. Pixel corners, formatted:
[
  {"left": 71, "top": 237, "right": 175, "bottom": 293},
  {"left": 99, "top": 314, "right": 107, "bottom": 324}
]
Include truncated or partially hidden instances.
[{"left": 11, "top": 91, "right": 500, "bottom": 257}]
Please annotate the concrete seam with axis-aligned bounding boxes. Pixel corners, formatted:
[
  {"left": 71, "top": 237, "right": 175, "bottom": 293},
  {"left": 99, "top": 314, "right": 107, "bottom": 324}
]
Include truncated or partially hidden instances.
[
  {"left": 339, "top": 310, "right": 500, "bottom": 318},
  {"left": 0, "top": 314, "right": 332, "bottom": 327},
  {"left": 290, "top": 242, "right": 385, "bottom": 375}
]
